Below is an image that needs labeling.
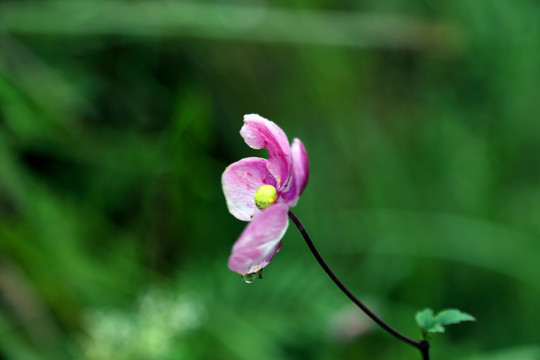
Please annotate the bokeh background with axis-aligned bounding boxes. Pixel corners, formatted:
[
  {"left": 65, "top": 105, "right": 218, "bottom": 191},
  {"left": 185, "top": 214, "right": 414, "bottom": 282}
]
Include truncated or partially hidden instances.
[{"left": 1, "top": 1, "right": 539, "bottom": 359}]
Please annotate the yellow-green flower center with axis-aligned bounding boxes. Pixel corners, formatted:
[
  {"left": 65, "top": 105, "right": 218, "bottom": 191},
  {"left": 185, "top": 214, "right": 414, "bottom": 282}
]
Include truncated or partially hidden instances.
[{"left": 254, "top": 185, "right": 278, "bottom": 210}]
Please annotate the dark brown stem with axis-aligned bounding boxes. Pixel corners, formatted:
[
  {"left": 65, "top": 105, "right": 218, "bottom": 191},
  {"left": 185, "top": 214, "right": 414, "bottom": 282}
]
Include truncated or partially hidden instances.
[{"left": 288, "top": 210, "right": 430, "bottom": 360}]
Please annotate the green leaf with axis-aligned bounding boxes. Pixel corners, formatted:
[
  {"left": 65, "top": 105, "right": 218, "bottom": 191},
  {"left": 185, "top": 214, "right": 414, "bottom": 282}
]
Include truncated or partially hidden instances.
[
  {"left": 416, "top": 309, "right": 436, "bottom": 331},
  {"left": 435, "top": 309, "right": 476, "bottom": 326},
  {"left": 415, "top": 308, "right": 475, "bottom": 336}
]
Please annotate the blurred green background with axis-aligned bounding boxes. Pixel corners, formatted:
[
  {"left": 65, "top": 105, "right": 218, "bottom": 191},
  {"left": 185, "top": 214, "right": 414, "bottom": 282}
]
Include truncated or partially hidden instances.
[{"left": 1, "top": 1, "right": 539, "bottom": 359}]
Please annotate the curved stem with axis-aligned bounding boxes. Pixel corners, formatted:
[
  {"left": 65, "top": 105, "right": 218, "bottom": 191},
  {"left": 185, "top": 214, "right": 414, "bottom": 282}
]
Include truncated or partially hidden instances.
[{"left": 288, "top": 210, "right": 430, "bottom": 360}]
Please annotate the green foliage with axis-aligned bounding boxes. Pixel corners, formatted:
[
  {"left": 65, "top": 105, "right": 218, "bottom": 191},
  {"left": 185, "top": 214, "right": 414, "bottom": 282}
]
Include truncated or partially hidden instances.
[
  {"left": 1, "top": 1, "right": 540, "bottom": 360},
  {"left": 416, "top": 308, "right": 475, "bottom": 337},
  {"left": 464, "top": 346, "right": 540, "bottom": 360},
  {"left": 81, "top": 288, "right": 203, "bottom": 360}
]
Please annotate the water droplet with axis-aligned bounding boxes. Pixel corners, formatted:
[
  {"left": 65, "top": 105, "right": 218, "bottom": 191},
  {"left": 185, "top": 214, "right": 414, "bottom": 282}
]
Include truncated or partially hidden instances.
[
  {"left": 241, "top": 268, "right": 265, "bottom": 284},
  {"left": 241, "top": 273, "right": 257, "bottom": 284}
]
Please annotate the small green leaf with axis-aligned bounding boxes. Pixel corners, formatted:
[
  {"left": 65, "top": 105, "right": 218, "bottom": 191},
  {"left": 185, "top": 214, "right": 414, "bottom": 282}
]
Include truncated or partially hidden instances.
[
  {"left": 415, "top": 308, "right": 436, "bottom": 331},
  {"left": 429, "top": 324, "right": 445, "bottom": 333},
  {"left": 415, "top": 308, "right": 475, "bottom": 336},
  {"left": 435, "top": 309, "right": 476, "bottom": 325}
]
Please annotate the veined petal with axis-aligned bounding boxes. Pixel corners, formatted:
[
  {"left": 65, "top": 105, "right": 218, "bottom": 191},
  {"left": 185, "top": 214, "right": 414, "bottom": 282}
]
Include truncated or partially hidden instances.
[
  {"left": 228, "top": 203, "right": 289, "bottom": 275},
  {"left": 280, "top": 138, "right": 309, "bottom": 206},
  {"left": 222, "top": 157, "right": 277, "bottom": 221},
  {"left": 240, "top": 114, "right": 292, "bottom": 190}
]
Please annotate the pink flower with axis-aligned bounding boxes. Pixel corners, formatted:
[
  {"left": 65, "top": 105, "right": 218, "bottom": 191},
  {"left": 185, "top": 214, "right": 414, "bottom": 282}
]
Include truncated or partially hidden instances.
[{"left": 222, "top": 114, "right": 309, "bottom": 276}]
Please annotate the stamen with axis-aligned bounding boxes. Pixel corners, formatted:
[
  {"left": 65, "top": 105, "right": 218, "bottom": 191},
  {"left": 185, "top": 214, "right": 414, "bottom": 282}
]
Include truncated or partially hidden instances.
[{"left": 254, "top": 185, "right": 278, "bottom": 210}]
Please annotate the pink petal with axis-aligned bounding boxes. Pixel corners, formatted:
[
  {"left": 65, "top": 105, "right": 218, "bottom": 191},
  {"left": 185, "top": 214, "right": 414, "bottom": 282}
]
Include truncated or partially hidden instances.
[
  {"left": 228, "top": 203, "right": 289, "bottom": 275},
  {"left": 291, "top": 138, "right": 309, "bottom": 197},
  {"left": 280, "top": 138, "right": 309, "bottom": 206},
  {"left": 222, "top": 157, "right": 277, "bottom": 221},
  {"left": 240, "top": 114, "right": 292, "bottom": 191}
]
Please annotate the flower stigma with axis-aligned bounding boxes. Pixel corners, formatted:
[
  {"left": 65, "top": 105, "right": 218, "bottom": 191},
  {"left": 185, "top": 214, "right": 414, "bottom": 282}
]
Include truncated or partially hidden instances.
[{"left": 254, "top": 185, "right": 278, "bottom": 210}]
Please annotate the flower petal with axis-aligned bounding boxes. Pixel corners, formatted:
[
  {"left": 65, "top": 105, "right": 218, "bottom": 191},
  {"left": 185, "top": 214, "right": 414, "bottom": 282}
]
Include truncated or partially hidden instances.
[
  {"left": 280, "top": 138, "right": 309, "bottom": 206},
  {"left": 222, "top": 157, "right": 277, "bottom": 221},
  {"left": 228, "top": 203, "right": 289, "bottom": 275},
  {"left": 240, "top": 114, "right": 292, "bottom": 190},
  {"left": 291, "top": 138, "right": 309, "bottom": 197}
]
